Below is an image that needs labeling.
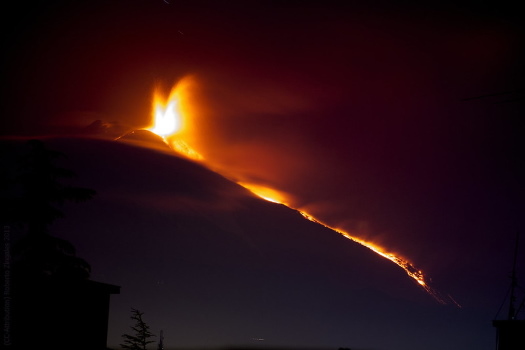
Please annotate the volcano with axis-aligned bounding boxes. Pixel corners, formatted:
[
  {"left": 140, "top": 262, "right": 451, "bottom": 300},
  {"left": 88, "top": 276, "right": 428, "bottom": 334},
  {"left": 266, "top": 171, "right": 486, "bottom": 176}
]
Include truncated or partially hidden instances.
[{"left": 1, "top": 134, "right": 482, "bottom": 350}]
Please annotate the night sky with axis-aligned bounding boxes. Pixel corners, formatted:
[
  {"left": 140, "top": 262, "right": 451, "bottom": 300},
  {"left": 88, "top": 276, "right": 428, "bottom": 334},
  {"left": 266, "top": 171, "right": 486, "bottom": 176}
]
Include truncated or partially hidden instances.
[{"left": 2, "top": 1, "right": 525, "bottom": 350}]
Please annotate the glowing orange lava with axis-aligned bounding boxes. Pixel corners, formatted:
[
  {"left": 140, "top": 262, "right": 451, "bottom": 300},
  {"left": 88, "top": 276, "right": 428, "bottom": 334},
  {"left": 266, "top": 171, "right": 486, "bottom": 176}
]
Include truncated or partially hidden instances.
[
  {"left": 246, "top": 185, "right": 447, "bottom": 304},
  {"left": 238, "top": 182, "right": 289, "bottom": 205},
  {"left": 145, "top": 80, "right": 452, "bottom": 305},
  {"left": 149, "top": 89, "right": 181, "bottom": 137},
  {"left": 146, "top": 80, "right": 203, "bottom": 160}
]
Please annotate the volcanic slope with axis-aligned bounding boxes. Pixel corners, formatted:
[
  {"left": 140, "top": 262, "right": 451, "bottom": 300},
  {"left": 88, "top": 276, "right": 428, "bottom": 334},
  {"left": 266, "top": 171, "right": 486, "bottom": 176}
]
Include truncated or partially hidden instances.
[{"left": 2, "top": 135, "right": 461, "bottom": 350}]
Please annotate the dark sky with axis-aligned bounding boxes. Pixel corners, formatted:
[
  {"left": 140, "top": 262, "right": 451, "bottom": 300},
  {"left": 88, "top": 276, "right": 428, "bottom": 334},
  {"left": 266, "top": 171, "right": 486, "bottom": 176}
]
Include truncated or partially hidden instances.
[{"left": 2, "top": 1, "right": 525, "bottom": 349}]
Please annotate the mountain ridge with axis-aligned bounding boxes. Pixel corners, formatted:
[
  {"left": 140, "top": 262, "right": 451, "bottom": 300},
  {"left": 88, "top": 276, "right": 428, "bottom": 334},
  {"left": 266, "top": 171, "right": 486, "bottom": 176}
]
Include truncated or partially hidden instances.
[{"left": 1, "top": 135, "right": 447, "bottom": 349}]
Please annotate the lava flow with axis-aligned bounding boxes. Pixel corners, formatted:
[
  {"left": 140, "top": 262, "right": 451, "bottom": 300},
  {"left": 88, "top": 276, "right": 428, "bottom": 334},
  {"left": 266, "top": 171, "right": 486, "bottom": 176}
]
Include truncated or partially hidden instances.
[
  {"left": 144, "top": 79, "right": 453, "bottom": 305},
  {"left": 241, "top": 184, "right": 449, "bottom": 305}
]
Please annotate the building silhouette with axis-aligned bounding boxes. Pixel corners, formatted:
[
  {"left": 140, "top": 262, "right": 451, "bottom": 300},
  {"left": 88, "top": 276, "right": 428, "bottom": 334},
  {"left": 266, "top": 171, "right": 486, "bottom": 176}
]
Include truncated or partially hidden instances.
[{"left": 11, "top": 277, "right": 120, "bottom": 350}]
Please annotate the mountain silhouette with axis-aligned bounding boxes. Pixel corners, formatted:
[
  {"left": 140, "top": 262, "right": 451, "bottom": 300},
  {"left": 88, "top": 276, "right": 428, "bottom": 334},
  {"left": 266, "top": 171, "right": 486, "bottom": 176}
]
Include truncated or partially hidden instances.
[{"left": 1, "top": 134, "right": 463, "bottom": 350}]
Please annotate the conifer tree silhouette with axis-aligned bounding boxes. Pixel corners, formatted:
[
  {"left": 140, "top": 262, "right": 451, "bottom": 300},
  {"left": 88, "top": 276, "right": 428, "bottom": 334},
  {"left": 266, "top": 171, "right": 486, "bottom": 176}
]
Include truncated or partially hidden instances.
[
  {"left": 2, "top": 139, "right": 96, "bottom": 280},
  {"left": 15, "top": 139, "right": 96, "bottom": 233},
  {"left": 121, "top": 308, "right": 156, "bottom": 350}
]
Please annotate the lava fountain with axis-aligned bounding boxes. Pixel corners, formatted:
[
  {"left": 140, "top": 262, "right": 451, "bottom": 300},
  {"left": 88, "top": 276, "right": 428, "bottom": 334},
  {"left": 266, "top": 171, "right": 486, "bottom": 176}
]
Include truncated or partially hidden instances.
[
  {"left": 146, "top": 80, "right": 203, "bottom": 160},
  {"left": 144, "top": 78, "right": 455, "bottom": 305}
]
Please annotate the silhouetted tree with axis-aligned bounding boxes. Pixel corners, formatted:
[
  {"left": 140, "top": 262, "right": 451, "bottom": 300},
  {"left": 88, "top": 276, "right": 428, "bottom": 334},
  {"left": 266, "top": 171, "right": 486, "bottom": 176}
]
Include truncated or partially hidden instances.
[
  {"left": 11, "top": 139, "right": 96, "bottom": 234},
  {"left": 1, "top": 139, "right": 96, "bottom": 280},
  {"left": 121, "top": 308, "right": 156, "bottom": 350}
]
